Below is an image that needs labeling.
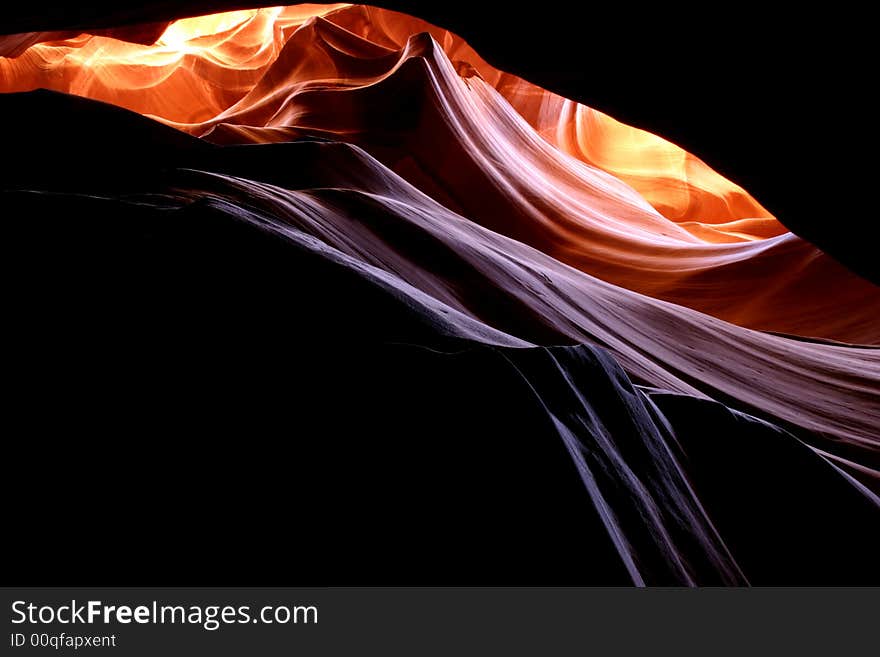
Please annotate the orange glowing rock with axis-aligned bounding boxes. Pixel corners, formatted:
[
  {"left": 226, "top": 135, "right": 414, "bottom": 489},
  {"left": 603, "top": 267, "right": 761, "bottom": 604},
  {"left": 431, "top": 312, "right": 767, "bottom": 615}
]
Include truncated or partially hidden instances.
[
  {"left": 1, "top": 4, "right": 877, "bottom": 344},
  {"left": 0, "top": 4, "right": 773, "bottom": 240},
  {"left": 0, "top": 6, "right": 349, "bottom": 123}
]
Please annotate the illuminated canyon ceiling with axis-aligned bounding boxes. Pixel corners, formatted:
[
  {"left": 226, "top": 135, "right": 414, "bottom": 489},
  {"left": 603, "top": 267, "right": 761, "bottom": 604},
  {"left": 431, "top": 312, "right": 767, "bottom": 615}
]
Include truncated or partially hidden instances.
[{"left": 2, "top": 4, "right": 878, "bottom": 585}]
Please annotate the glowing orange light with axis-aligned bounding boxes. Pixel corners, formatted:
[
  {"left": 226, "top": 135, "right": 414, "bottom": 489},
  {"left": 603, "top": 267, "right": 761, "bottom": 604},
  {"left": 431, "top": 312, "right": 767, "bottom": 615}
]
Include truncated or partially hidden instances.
[
  {"left": 0, "top": 5, "right": 349, "bottom": 123},
  {"left": 156, "top": 9, "right": 266, "bottom": 47},
  {"left": 0, "top": 3, "right": 775, "bottom": 241}
]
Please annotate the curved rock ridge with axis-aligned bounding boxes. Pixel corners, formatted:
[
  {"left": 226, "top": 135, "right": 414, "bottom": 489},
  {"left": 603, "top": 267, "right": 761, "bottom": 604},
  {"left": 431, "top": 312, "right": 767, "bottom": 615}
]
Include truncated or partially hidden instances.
[
  {"left": 2, "top": 86, "right": 874, "bottom": 476},
  {"left": 2, "top": 4, "right": 877, "bottom": 342},
  {"left": 4, "top": 108, "right": 877, "bottom": 582},
  {"left": 161, "top": 143, "right": 880, "bottom": 456}
]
